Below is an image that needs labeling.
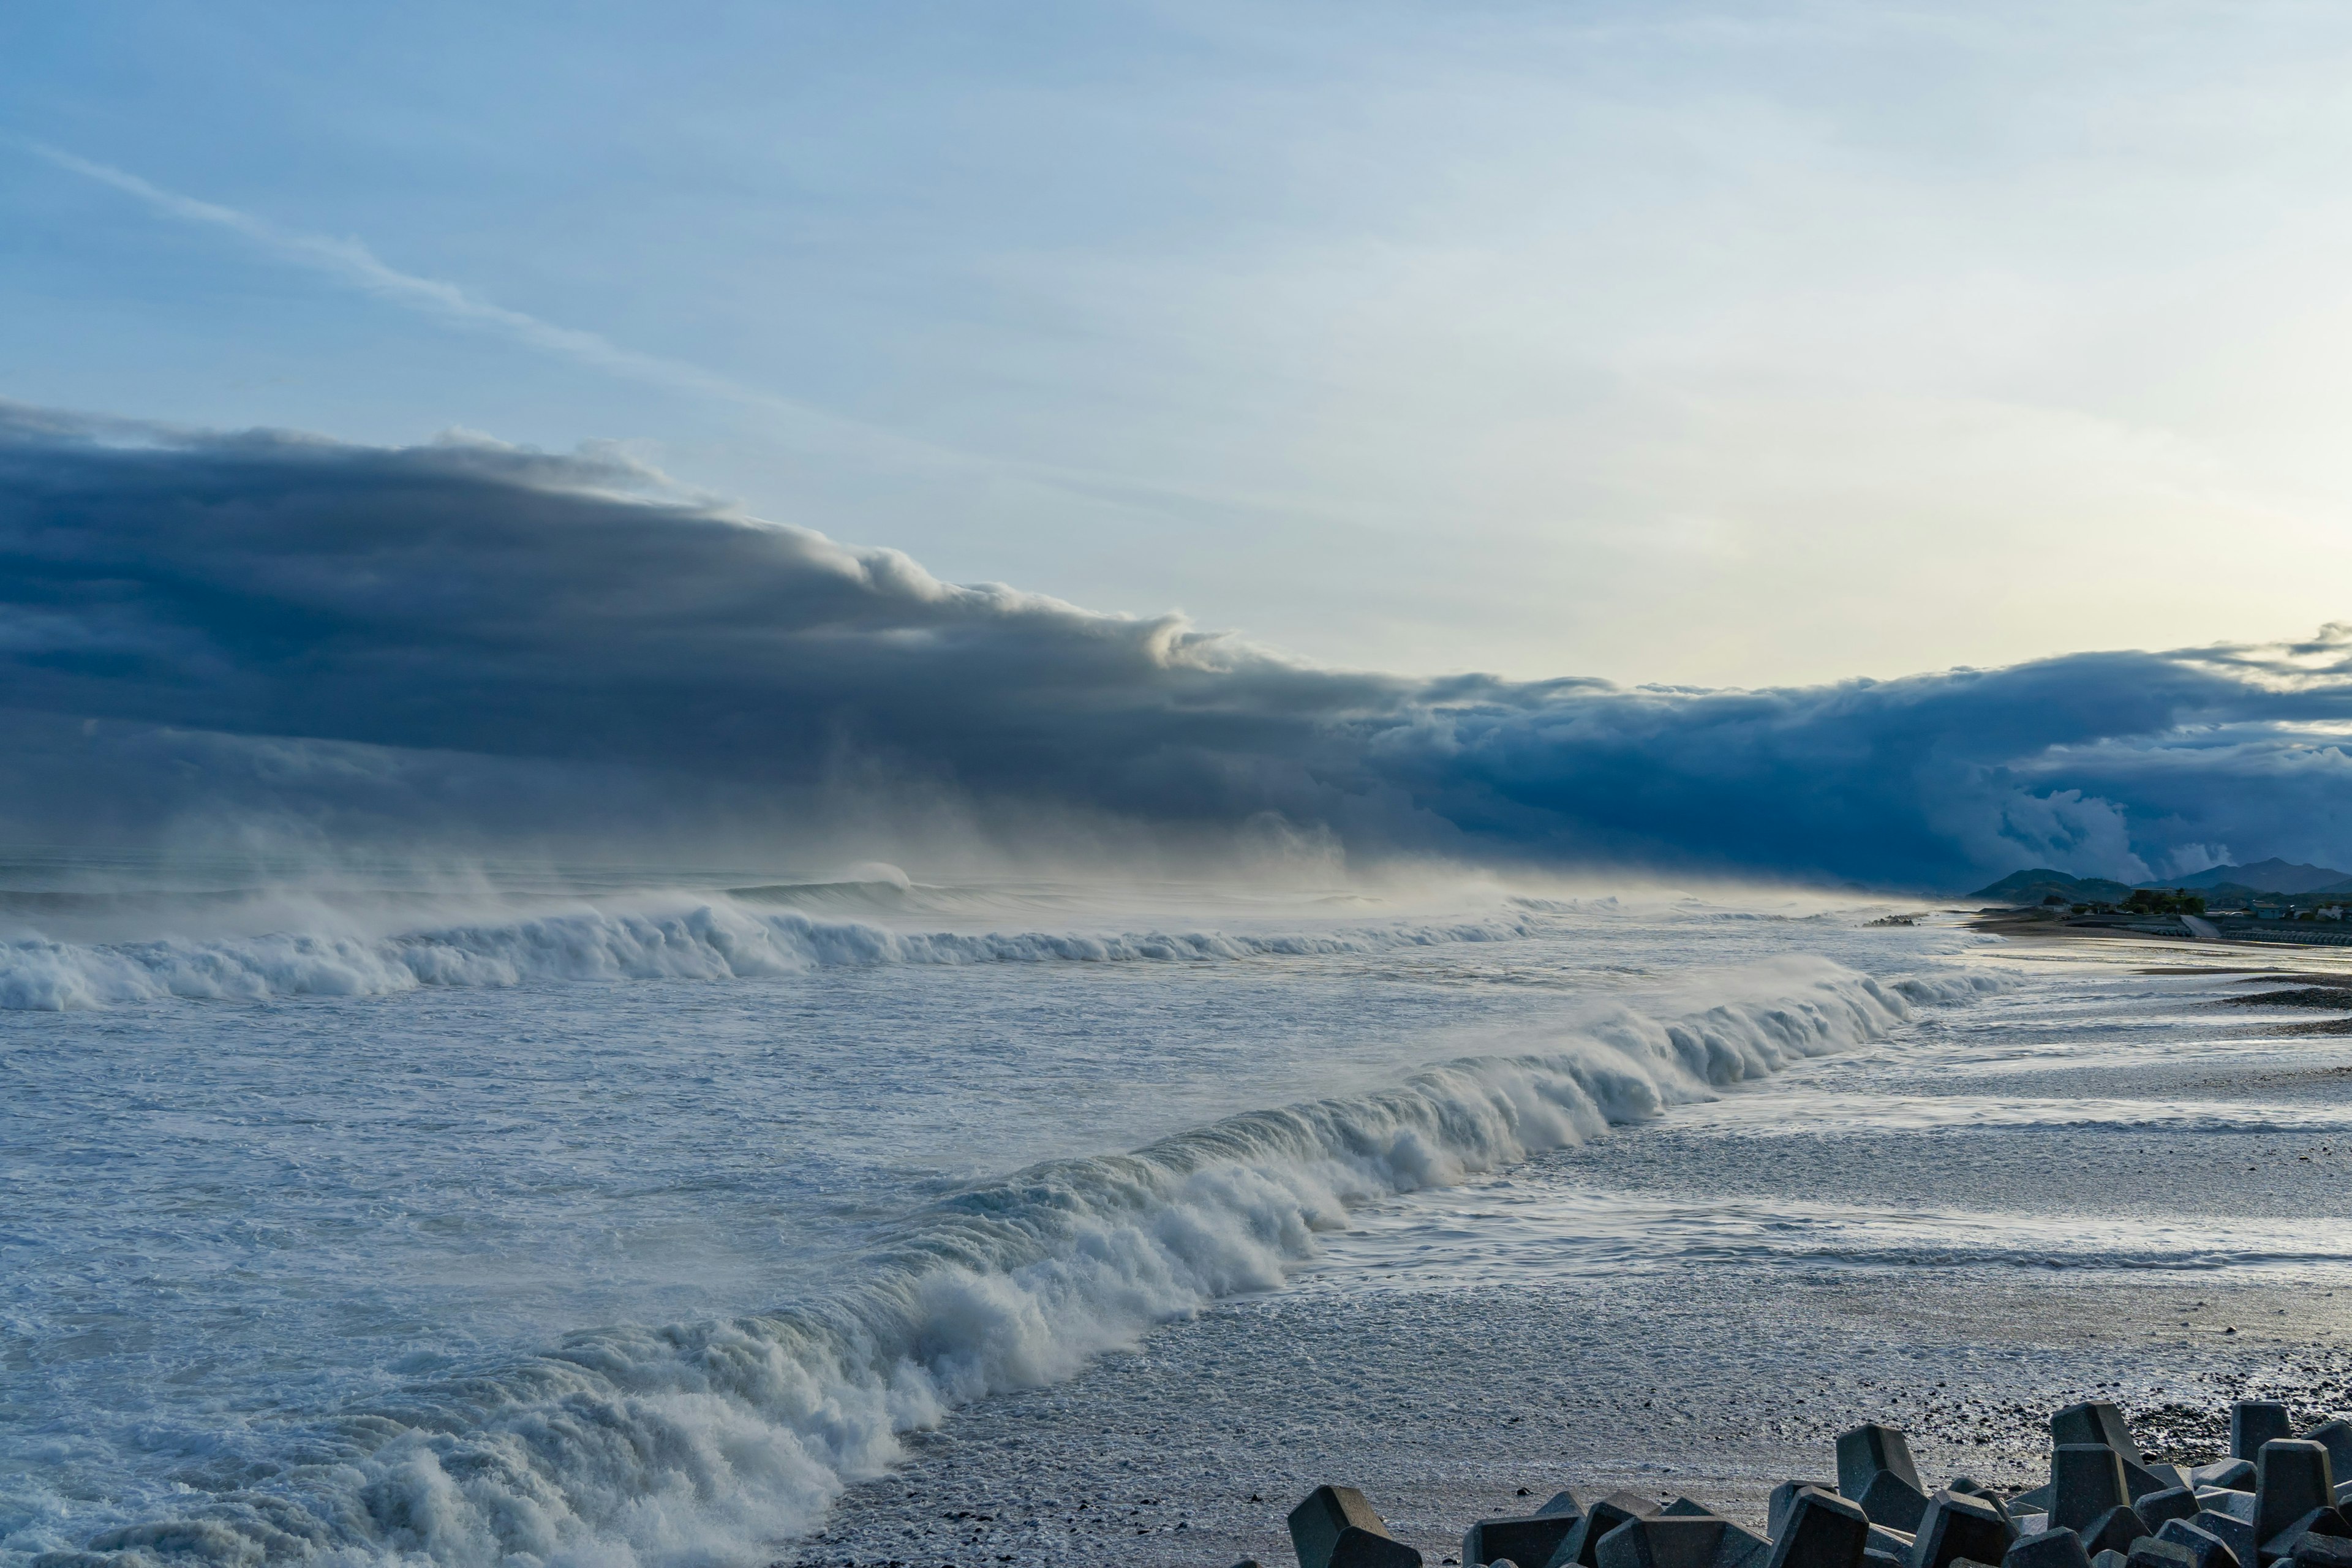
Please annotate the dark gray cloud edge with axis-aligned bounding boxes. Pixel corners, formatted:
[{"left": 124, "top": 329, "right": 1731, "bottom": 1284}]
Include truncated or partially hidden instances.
[{"left": 4, "top": 403, "right": 2348, "bottom": 889}]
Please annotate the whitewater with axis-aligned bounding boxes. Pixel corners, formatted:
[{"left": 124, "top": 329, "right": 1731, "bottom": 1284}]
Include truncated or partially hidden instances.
[{"left": 15, "top": 870, "right": 2334, "bottom": 1568}]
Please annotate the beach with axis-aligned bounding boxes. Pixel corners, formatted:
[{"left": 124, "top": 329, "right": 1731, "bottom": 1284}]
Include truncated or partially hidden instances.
[
  {"left": 793, "top": 933, "right": 2352, "bottom": 1568},
  {"left": 9, "top": 892, "right": 2351, "bottom": 1568},
  {"left": 18, "top": 17, "right": 2352, "bottom": 1568}
]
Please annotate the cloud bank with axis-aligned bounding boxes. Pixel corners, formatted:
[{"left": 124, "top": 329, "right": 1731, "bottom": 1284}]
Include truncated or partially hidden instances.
[{"left": 3, "top": 403, "right": 2348, "bottom": 889}]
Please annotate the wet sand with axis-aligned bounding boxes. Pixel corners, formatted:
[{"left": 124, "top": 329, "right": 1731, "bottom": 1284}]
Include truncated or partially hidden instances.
[
  {"left": 796, "top": 938, "right": 2352, "bottom": 1568},
  {"left": 793, "top": 1272, "right": 2352, "bottom": 1568}
]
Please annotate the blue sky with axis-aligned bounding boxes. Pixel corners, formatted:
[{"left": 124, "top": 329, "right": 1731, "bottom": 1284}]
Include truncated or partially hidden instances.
[
  {"left": 13, "top": 2, "right": 2352, "bottom": 688},
  {"left": 9, "top": 4, "right": 2352, "bottom": 883}
]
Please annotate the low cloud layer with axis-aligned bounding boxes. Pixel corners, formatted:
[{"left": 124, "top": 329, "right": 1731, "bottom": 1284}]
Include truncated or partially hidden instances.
[{"left": 4, "top": 404, "right": 2348, "bottom": 889}]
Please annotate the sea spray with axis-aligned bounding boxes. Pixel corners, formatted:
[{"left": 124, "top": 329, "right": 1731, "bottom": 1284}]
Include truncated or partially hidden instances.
[
  {"left": 37, "top": 961, "right": 2001, "bottom": 1568},
  {"left": 0, "top": 903, "right": 1548, "bottom": 1010}
]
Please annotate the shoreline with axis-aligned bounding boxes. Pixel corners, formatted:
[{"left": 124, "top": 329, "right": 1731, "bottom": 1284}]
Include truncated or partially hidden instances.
[
  {"left": 793, "top": 948, "right": 2352, "bottom": 1568},
  {"left": 1966, "top": 908, "right": 2352, "bottom": 957},
  {"left": 790, "top": 1270, "right": 2352, "bottom": 1568}
]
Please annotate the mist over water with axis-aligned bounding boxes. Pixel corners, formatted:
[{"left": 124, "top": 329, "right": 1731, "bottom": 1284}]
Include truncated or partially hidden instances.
[
  {"left": 6, "top": 404, "right": 2339, "bottom": 1566},
  {"left": 0, "top": 865, "right": 2000, "bottom": 1568}
]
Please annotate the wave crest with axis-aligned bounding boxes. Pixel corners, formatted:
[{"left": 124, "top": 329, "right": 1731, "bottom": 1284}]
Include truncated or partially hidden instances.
[
  {"left": 22, "top": 960, "right": 2000, "bottom": 1568},
  {"left": 0, "top": 903, "right": 1545, "bottom": 1010}
]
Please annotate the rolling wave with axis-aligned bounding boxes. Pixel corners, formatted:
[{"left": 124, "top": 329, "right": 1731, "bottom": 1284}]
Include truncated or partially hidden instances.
[
  {"left": 0, "top": 902, "right": 1545, "bottom": 1010},
  {"left": 26, "top": 960, "right": 1995, "bottom": 1568}
]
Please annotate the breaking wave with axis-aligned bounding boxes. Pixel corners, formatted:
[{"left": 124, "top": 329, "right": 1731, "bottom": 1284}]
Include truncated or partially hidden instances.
[
  {"left": 0, "top": 903, "right": 1545, "bottom": 1011},
  {"left": 21, "top": 960, "right": 2000, "bottom": 1568}
]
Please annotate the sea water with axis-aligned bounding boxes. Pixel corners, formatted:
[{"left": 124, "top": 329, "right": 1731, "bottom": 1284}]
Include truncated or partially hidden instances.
[{"left": 0, "top": 869, "right": 2152, "bottom": 1568}]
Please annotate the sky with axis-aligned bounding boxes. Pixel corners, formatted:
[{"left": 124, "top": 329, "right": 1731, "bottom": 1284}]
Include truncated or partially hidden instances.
[
  {"left": 6, "top": 2, "right": 2352, "bottom": 886},
  {"left": 7, "top": 407, "right": 2351, "bottom": 889},
  {"left": 12, "top": 1, "right": 2352, "bottom": 687}
]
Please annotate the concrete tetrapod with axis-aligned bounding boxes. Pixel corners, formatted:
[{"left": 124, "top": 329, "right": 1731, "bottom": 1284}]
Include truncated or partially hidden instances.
[
  {"left": 1594, "top": 1513, "right": 1770, "bottom": 1568},
  {"left": 2191, "top": 1513, "right": 2258, "bottom": 1568},
  {"left": 1773, "top": 1485, "right": 1849, "bottom": 1540},
  {"left": 1953, "top": 1484, "right": 2015, "bottom": 1527},
  {"left": 1546, "top": 1495, "right": 1666, "bottom": 1568},
  {"left": 1711, "top": 1518, "right": 1774, "bottom": 1568},
  {"left": 2266, "top": 1513, "right": 2352, "bottom": 1568},
  {"left": 1716, "top": 1517, "right": 1773, "bottom": 1568},
  {"left": 1594, "top": 1517, "right": 1725, "bottom": 1568},
  {"left": 1766, "top": 1489, "right": 1872, "bottom": 1568},
  {"left": 1871, "top": 1528, "right": 1920, "bottom": 1560},
  {"left": 2237, "top": 1407, "right": 2296, "bottom": 1465},
  {"left": 2195, "top": 1466, "right": 2258, "bottom": 1496},
  {"left": 2082, "top": 1508, "right": 2152, "bottom": 1560},
  {"left": 2128, "top": 1542, "right": 2196, "bottom": 1568},
  {"left": 2306, "top": 1428, "right": 2352, "bottom": 1490},
  {"left": 2258, "top": 1443, "right": 2340, "bottom": 1550},
  {"left": 2005, "top": 1530, "right": 2095, "bottom": 1568},
  {"left": 2052, "top": 1403, "right": 2181, "bottom": 1502},
  {"left": 1911, "top": 1491, "right": 2019, "bottom": 1568},
  {"left": 2056, "top": 1406, "right": 2149, "bottom": 1463},
  {"left": 1268, "top": 1393, "right": 2352, "bottom": 1568},
  {"left": 1289, "top": 1487, "right": 1425, "bottom": 1568},
  {"left": 1840, "top": 1427, "right": 1932, "bottom": 1535},
  {"left": 1467, "top": 1513, "right": 1585, "bottom": 1568},
  {"left": 2291, "top": 1537, "right": 2352, "bottom": 1568},
  {"left": 2153, "top": 1520, "right": 2242, "bottom": 1568},
  {"left": 2054, "top": 1450, "right": 2135, "bottom": 1533}
]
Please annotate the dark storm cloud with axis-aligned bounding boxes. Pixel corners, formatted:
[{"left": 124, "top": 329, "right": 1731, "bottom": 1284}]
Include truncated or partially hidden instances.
[{"left": 4, "top": 404, "right": 2349, "bottom": 888}]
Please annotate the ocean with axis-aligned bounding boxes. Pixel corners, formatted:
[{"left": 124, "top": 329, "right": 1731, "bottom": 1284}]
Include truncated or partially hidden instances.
[{"left": 6, "top": 867, "right": 2351, "bottom": 1568}]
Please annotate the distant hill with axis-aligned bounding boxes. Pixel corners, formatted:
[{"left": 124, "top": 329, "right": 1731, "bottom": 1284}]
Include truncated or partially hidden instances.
[
  {"left": 2144, "top": 858, "right": 2352, "bottom": 894},
  {"left": 2168, "top": 878, "right": 2352, "bottom": 908},
  {"left": 1969, "top": 868, "right": 2135, "bottom": 905},
  {"left": 1971, "top": 860, "right": 2352, "bottom": 906}
]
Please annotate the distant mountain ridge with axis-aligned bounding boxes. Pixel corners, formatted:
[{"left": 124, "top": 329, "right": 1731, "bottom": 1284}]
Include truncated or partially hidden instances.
[
  {"left": 2148, "top": 858, "right": 2352, "bottom": 894},
  {"left": 1970, "top": 859, "right": 2352, "bottom": 905},
  {"left": 1968, "top": 868, "right": 2135, "bottom": 904}
]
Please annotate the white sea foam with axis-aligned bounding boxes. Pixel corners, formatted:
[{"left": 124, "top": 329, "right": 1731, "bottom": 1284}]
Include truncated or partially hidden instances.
[
  {"left": 1312, "top": 1184, "right": 2352, "bottom": 1286},
  {"left": 0, "top": 902, "right": 1545, "bottom": 1010},
  {"left": 30, "top": 959, "right": 1986, "bottom": 1568}
]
